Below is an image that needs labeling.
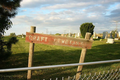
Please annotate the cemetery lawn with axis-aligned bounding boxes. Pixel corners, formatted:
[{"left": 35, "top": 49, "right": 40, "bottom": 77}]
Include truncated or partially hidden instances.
[{"left": 0, "top": 37, "right": 120, "bottom": 79}]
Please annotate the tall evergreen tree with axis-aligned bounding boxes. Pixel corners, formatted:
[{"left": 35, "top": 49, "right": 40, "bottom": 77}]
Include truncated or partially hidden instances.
[
  {"left": 0, "top": 0, "right": 22, "bottom": 60},
  {"left": 0, "top": 0, "right": 22, "bottom": 35},
  {"left": 80, "top": 23, "right": 95, "bottom": 38}
]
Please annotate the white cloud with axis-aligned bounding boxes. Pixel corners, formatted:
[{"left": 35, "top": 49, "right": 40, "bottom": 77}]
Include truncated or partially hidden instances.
[
  {"left": 11, "top": 9, "right": 112, "bottom": 34},
  {"left": 20, "top": 0, "right": 120, "bottom": 8},
  {"left": 42, "top": 2, "right": 94, "bottom": 9},
  {"left": 4, "top": 0, "right": 120, "bottom": 35}
]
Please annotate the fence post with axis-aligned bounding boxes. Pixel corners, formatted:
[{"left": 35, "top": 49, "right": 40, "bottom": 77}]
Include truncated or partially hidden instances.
[
  {"left": 76, "top": 32, "right": 91, "bottom": 80},
  {"left": 27, "top": 26, "right": 36, "bottom": 80}
]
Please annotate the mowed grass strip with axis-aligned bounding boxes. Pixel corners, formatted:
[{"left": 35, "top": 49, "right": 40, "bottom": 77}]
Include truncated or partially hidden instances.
[{"left": 0, "top": 37, "right": 120, "bottom": 79}]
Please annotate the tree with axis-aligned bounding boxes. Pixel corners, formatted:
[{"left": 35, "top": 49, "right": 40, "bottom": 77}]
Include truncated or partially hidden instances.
[
  {"left": 10, "top": 33, "right": 16, "bottom": 37},
  {"left": 111, "top": 30, "right": 118, "bottom": 38},
  {"left": 55, "top": 33, "right": 61, "bottom": 36},
  {"left": 0, "top": 0, "right": 22, "bottom": 35},
  {"left": 0, "top": 0, "right": 22, "bottom": 60},
  {"left": 80, "top": 23, "right": 95, "bottom": 38}
]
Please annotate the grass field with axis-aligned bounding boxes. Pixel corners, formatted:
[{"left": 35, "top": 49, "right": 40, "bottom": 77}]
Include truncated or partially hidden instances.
[{"left": 0, "top": 37, "right": 120, "bottom": 79}]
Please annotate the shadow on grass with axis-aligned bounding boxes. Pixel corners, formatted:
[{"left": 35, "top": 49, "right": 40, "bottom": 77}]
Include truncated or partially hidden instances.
[{"left": 0, "top": 40, "right": 120, "bottom": 79}]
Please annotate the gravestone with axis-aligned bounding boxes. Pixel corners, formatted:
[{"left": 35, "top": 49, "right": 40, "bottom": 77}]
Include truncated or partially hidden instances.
[
  {"left": 102, "top": 31, "right": 108, "bottom": 39},
  {"left": 78, "top": 33, "right": 80, "bottom": 37},
  {"left": 93, "top": 32, "right": 96, "bottom": 38},
  {"left": 109, "top": 31, "right": 113, "bottom": 38},
  {"left": 74, "top": 33, "right": 77, "bottom": 38},
  {"left": 93, "top": 32, "right": 98, "bottom": 39},
  {"left": 115, "top": 32, "right": 117, "bottom": 38},
  {"left": 106, "top": 31, "right": 114, "bottom": 44},
  {"left": 114, "top": 32, "right": 119, "bottom": 40},
  {"left": 22, "top": 34, "right": 24, "bottom": 38},
  {"left": 69, "top": 33, "right": 72, "bottom": 37},
  {"left": 105, "top": 32, "right": 108, "bottom": 39},
  {"left": 119, "top": 32, "right": 120, "bottom": 37},
  {"left": 102, "top": 32, "right": 105, "bottom": 39},
  {"left": 75, "top": 33, "right": 80, "bottom": 38}
]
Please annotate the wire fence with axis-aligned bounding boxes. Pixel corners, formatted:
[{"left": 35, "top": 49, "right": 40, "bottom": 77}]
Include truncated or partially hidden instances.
[
  {"left": 43, "top": 68, "right": 120, "bottom": 80},
  {"left": 77, "top": 68, "right": 120, "bottom": 80},
  {"left": 0, "top": 68, "right": 120, "bottom": 80}
]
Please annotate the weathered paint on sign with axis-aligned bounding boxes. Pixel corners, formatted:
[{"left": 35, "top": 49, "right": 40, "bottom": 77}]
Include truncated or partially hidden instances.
[{"left": 26, "top": 32, "right": 92, "bottom": 49}]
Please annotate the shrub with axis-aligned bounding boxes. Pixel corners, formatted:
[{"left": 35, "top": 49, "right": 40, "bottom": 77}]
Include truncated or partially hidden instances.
[
  {"left": 10, "top": 33, "right": 16, "bottom": 37},
  {"left": 0, "top": 37, "right": 18, "bottom": 60},
  {"left": 80, "top": 23, "right": 95, "bottom": 38}
]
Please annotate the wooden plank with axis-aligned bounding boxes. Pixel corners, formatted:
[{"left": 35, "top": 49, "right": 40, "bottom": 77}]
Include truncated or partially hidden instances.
[
  {"left": 76, "top": 32, "right": 91, "bottom": 80},
  {"left": 26, "top": 32, "right": 92, "bottom": 49},
  {"left": 27, "top": 26, "right": 36, "bottom": 80}
]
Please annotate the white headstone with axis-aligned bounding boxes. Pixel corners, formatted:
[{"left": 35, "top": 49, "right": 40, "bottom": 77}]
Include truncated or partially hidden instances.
[
  {"left": 93, "top": 32, "right": 98, "bottom": 39},
  {"left": 119, "top": 32, "right": 120, "bottom": 37},
  {"left": 78, "top": 33, "right": 80, "bottom": 37},
  {"left": 106, "top": 38, "right": 114, "bottom": 44},
  {"left": 94, "top": 32, "right": 96, "bottom": 37},
  {"left": 22, "top": 34, "right": 24, "bottom": 38}
]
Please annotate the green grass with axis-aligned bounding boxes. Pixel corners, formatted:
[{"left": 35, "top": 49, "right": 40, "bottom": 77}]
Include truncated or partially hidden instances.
[{"left": 0, "top": 37, "right": 120, "bottom": 80}]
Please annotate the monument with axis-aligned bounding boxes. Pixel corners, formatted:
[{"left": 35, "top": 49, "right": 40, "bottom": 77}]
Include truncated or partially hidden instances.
[
  {"left": 105, "top": 32, "right": 108, "bottom": 39},
  {"left": 93, "top": 32, "right": 98, "bottom": 39},
  {"left": 109, "top": 31, "right": 113, "bottom": 38},
  {"left": 119, "top": 32, "right": 120, "bottom": 37},
  {"left": 114, "top": 32, "right": 119, "bottom": 40},
  {"left": 22, "top": 34, "right": 24, "bottom": 38},
  {"left": 102, "top": 31, "right": 108, "bottom": 39},
  {"left": 106, "top": 31, "right": 114, "bottom": 44},
  {"left": 78, "top": 32, "right": 80, "bottom": 37}
]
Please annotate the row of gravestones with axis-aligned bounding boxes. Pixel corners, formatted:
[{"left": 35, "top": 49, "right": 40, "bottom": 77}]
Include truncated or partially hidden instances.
[
  {"left": 93, "top": 31, "right": 120, "bottom": 44},
  {"left": 102, "top": 31, "right": 118, "bottom": 39},
  {"left": 93, "top": 31, "right": 119, "bottom": 39}
]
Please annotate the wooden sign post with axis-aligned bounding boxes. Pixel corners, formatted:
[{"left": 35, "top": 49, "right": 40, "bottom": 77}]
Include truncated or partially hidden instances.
[
  {"left": 76, "top": 32, "right": 91, "bottom": 80},
  {"left": 26, "top": 27, "right": 92, "bottom": 80},
  {"left": 27, "top": 26, "right": 36, "bottom": 80}
]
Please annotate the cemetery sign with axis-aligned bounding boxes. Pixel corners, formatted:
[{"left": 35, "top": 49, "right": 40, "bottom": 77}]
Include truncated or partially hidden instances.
[{"left": 26, "top": 32, "right": 92, "bottom": 49}]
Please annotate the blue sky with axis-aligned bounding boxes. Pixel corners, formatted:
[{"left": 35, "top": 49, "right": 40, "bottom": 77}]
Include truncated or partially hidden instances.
[{"left": 5, "top": 0, "right": 120, "bottom": 35}]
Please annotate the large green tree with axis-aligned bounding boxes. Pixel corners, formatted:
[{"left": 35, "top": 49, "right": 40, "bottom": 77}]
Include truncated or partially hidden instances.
[
  {"left": 80, "top": 23, "right": 95, "bottom": 38},
  {"left": 0, "top": 0, "right": 22, "bottom": 35},
  {"left": 0, "top": 0, "right": 22, "bottom": 60}
]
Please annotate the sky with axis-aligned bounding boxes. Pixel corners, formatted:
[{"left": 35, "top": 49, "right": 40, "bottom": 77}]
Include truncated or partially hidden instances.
[{"left": 5, "top": 0, "right": 120, "bottom": 35}]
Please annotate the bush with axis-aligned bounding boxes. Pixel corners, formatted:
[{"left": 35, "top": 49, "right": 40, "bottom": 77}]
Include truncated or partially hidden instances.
[
  {"left": 55, "top": 33, "right": 61, "bottom": 36},
  {"left": 80, "top": 23, "right": 95, "bottom": 38},
  {"left": 111, "top": 30, "right": 118, "bottom": 38},
  {"left": 10, "top": 33, "right": 16, "bottom": 37},
  {"left": 0, "top": 50, "right": 11, "bottom": 60},
  {"left": 0, "top": 36, "right": 18, "bottom": 60}
]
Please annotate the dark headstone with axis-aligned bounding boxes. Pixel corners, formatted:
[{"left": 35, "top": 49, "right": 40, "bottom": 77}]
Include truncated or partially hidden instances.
[
  {"left": 109, "top": 31, "right": 113, "bottom": 38},
  {"left": 115, "top": 32, "right": 117, "bottom": 38}
]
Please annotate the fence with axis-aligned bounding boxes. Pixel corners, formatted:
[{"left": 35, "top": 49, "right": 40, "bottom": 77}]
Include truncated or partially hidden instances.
[
  {"left": 0, "top": 59, "right": 120, "bottom": 80},
  {"left": 44, "top": 68, "right": 120, "bottom": 80}
]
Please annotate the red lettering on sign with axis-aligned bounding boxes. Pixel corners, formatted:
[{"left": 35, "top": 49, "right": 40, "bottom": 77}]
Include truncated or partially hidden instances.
[{"left": 26, "top": 32, "right": 92, "bottom": 49}]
